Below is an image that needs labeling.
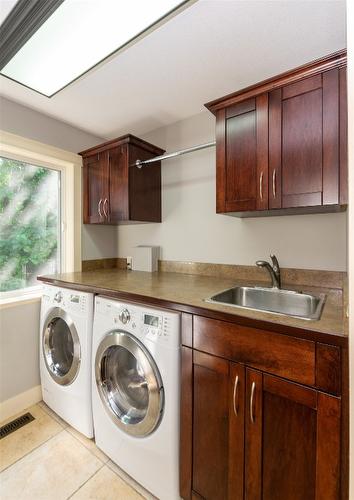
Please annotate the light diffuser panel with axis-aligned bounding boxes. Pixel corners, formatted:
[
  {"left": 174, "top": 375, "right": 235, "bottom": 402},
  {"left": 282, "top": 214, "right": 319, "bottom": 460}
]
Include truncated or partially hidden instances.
[{"left": 1, "top": 0, "right": 188, "bottom": 96}]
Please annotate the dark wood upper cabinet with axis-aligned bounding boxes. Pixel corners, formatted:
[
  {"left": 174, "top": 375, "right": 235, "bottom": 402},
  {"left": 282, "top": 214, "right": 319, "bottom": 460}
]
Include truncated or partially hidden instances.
[
  {"left": 269, "top": 70, "right": 341, "bottom": 209},
  {"left": 82, "top": 152, "right": 109, "bottom": 224},
  {"left": 206, "top": 50, "right": 347, "bottom": 217},
  {"left": 216, "top": 95, "right": 268, "bottom": 213},
  {"left": 80, "top": 134, "right": 164, "bottom": 224}
]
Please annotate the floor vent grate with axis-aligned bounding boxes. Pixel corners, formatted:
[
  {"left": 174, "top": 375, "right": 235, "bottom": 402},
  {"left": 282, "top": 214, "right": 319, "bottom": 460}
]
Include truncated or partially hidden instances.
[{"left": 0, "top": 412, "right": 35, "bottom": 439}]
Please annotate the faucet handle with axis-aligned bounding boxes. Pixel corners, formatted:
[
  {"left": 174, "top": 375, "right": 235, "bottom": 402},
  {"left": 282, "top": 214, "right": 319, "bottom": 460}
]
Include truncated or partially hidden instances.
[{"left": 270, "top": 254, "right": 279, "bottom": 270}]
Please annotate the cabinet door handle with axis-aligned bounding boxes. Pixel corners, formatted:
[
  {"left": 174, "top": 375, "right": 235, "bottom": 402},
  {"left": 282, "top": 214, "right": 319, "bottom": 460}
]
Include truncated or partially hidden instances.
[
  {"left": 233, "top": 375, "right": 239, "bottom": 416},
  {"left": 103, "top": 198, "right": 108, "bottom": 218},
  {"left": 259, "top": 172, "right": 264, "bottom": 200},
  {"left": 98, "top": 199, "right": 103, "bottom": 218},
  {"left": 272, "top": 169, "right": 276, "bottom": 198},
  {"left": 250, "top": 381, "right": 256, "bottom": 423}
]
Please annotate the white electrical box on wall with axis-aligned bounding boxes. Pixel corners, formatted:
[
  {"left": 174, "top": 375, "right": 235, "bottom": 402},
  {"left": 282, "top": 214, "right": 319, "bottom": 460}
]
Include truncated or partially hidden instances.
[{"left": 132, "top": 246, "right": 160, "bottom": 272}]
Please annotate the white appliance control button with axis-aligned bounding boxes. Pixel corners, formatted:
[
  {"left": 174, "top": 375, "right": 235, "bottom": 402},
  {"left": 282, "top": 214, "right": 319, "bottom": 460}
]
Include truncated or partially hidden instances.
[
  {"left": 119, "top": 309, "right": 130, "bottom": 324},
  {"left": 54, "top": 291, "right": 63, "bottom": 303}
]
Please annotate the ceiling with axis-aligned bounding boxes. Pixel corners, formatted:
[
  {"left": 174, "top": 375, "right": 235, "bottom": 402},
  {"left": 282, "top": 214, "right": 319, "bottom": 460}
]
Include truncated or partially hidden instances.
[
  {"left": 0, "top": 0, "right": 18, "bottom": 25},
  {"left": 0, "top": 0, "right": 346, "bottom": 140}
]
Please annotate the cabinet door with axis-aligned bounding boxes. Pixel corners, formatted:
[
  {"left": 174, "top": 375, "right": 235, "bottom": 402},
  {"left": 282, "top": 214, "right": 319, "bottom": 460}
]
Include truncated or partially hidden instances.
[
  {"left": 83, "top": 153, "right": 109, "bottom": 224},
  {"left": 192, "top": 351, "right": 245, "bottom": 500},
  {"left": 269, "top": 69, "right": 340, "bottom": 209},
  {"left": 108, "top": 146, "right": 129, "bottom": 222},
  {"left": 192, "top": 351, "right": 230, "bottom": 500},
  {"left": 216, "top": 94, "right": 268, "bottom": 213},
  {"left": 245, "top": 369, "right": 341, "bottom": 500}
]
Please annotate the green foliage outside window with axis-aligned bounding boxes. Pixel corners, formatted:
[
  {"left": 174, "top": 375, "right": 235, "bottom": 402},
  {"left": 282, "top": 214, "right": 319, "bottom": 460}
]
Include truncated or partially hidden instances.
[{"left": 0, "top": 156, "right": 59, "bottom": 292}]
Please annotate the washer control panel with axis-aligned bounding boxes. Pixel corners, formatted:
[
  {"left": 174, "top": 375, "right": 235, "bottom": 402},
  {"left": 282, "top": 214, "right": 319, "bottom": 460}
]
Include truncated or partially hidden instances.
[
  {"left": 95, "top": 297, "right": 181, "bottom": 349},
  {"left": 42, "top": 285, "right": 90, "bottom": 314},
  {"left": 142, "top": 312, "right": 163, "bottom": 340}
]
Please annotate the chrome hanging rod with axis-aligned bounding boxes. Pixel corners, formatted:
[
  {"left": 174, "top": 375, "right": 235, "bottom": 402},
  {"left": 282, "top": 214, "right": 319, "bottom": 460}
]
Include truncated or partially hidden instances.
[{"left": 134, "top": 141, "right": 216, "bottom": 168}]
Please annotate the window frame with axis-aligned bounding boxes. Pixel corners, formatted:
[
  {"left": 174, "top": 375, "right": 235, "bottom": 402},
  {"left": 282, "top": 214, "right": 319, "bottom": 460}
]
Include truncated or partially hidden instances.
[{"left": 0, "top": 130, "right": 82, "bottom": 303}]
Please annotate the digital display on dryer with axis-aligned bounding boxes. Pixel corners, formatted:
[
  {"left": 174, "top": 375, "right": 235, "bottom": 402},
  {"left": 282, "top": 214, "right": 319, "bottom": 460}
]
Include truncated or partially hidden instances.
[{"left": 144, "top": 314, "right": 159, "bottom": 328}]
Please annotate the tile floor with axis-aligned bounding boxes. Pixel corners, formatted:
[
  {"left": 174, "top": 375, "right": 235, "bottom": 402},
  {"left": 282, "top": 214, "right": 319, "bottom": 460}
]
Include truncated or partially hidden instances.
[{"left": 0, "top": 402, "right": 156, "bottom": 500}]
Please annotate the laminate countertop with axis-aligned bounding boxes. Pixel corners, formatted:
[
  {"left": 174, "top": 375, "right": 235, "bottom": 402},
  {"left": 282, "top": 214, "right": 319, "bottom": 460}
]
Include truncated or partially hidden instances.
[{"left": 38, "top": 268, "right": 347, "bottom": 346}]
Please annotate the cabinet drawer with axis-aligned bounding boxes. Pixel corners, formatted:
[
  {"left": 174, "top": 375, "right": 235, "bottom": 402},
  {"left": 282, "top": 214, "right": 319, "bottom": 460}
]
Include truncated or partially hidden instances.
[{"left": 193, "top": 316, "right": 315, "bottom": 386}]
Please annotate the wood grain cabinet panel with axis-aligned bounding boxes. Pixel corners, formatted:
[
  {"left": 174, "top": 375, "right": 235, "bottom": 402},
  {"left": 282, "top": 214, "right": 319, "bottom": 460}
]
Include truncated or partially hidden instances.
[
  {"left": 193, "top": 315, "right": 316, "bottom": 386},
  {"left": 180, "top": 315, "right": 343, "bottom": 500},
  {"left": 207, "top": 50, "right": 347, "bottom": 217},
  {"left": 245, "top": 372, "right": 341, "bottom": 500},
  {"left": 191, "top": 350, "right": 245, "bottom": 500},
  {"left": 82, "top": 153, "right": 109, "bottom": 224},
  {"left": 216, "top": 95, "right": 268, "bottom": 213},
  {"left": 80, "top": 135, "right": 164, "bottom": 225},
  {"left": 181, "top": 349, "right": 342, "bottom": 500},
  {"left": 192, "top": 350, "right": 230, "bottom": 500},
  {"left": 269, "top": 69, "right": 341, "bottom": 210}
]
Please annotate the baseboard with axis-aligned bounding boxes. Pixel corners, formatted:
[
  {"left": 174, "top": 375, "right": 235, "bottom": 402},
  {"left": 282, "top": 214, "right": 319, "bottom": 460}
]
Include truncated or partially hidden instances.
[{"left": 0, "top": 385, "right": 42, "bottom": 422}]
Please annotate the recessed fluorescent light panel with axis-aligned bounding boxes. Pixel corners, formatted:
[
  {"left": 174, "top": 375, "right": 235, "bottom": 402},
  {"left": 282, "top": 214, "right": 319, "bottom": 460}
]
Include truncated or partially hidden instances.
[{"left": 0, "top": 0, "right": 189, "bottom": 97}]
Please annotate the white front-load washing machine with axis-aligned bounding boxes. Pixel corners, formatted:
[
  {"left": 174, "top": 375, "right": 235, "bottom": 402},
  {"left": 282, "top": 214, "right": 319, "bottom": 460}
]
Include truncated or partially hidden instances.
[
  {"left": 92, "top": 296, "right": 181, "bottom": 500},
  {"left": 40, "top": 284, "right": 94, "bottom": 438}
]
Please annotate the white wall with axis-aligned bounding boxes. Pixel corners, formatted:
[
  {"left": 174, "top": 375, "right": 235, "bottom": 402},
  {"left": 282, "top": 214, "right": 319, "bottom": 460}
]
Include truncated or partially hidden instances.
[
  {"left": 0, "top": 96, "right": 103, "bottom": 153},
  {"left": 82, "top": 225, "right": 118, "bottom": 260},
  {"left": 0, "top": 301, "right": 41, "bottom": 403},
  {"left": 118, "top": 111, "right": 347, "bottom": 271}
]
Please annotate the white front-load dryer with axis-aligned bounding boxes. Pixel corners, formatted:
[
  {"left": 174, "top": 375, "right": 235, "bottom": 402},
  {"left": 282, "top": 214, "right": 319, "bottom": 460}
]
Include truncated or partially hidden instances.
[
  {"left": 40, "top": 284, "right": 94, "bottom": 437},
  {"left": 92, "top": 296, "right": 181, "bottom": 500}
]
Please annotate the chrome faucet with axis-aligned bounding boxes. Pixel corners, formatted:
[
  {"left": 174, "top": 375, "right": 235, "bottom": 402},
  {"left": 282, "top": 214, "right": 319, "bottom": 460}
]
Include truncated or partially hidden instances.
[{"left": 256, "top": 254, "right": 281, "bottom": 289}]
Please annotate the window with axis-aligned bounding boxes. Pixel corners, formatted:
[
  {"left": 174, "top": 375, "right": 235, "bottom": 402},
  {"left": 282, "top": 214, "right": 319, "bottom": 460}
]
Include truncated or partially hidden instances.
[
  {"left": 0, "top": 156, "right": 61, "bottom": 293},
  {"left": 0, "top": 130, "right": 82, "bottom": 303}
]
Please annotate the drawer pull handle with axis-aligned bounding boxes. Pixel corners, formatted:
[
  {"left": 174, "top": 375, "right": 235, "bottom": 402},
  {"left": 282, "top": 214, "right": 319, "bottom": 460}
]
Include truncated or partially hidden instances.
[
  {"left": 98, "top": 199, "right": 103, "bottom": 218},
  {"left": 103, "top": 198, "right": 108, "bottom": 218},
  {"left": 259, "top": 172, "right": 264, "bottom": 200},
  {"left": 272, "top": 169, "right": 276, "bottom": 198},
  {"left": 233, "top": 375, "right": 239, "bottom": 416},
  {"left": 250, "top": 381, "right": 256, "bottom": 423}
]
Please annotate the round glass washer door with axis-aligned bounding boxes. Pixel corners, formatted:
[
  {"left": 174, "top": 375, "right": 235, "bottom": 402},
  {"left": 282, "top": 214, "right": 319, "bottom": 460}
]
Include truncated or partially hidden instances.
[
  {"left": 42, "top": 307, "right": 81, "bottom": 386},
  {"left": 95, "top": 331, "right": 164, "bottom": 438}
]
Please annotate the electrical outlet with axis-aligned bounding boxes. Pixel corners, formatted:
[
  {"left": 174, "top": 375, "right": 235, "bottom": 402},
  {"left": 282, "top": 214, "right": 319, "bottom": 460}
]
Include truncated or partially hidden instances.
[{"left": 126, "top": 256, "right": 132, "bottom": 270}]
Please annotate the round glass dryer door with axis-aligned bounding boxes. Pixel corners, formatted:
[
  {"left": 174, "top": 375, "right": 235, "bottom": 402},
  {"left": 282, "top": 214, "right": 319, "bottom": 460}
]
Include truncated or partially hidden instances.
[
  {"left": 42, "top": 308, "right": 81, "bottom": 386},
  {"left": 95, "top": 331, "right": 164, "bottom": 437}
]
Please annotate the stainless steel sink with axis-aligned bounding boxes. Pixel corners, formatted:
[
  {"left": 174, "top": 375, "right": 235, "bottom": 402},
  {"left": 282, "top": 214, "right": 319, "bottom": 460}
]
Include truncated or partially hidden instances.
[{"left": 205, "top": 286, "right": 326, "bottom": 321}]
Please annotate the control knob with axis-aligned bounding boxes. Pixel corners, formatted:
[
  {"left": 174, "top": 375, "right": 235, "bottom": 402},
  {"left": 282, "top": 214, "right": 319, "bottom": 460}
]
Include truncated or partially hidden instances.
[
  {"left": 54, "top": 291, "right": 63, "bottom": 303},
  {"left": 119, "top": 309, "right": 130, "bottom": 324}
]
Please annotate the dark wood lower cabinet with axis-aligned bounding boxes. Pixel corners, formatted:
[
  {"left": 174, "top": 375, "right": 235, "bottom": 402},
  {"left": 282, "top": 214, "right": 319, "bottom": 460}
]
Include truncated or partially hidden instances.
[
  {"left": 181, "top": 346, "right": 342, "bottom": 500},
  {"left": 192, "top": 351, "right": 230, "bottom": 500},
  {"left": 191, "top": 351, "right": 245, "bottom": 500},
  {"left": 246, "top": 371, "right": 341, "bottom": 500}
]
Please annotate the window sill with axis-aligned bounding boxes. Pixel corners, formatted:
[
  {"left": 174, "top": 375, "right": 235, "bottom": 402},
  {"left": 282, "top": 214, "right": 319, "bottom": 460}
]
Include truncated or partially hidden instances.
[{"left": 0, "top": 291, "right": 42, "bottom": 309}]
